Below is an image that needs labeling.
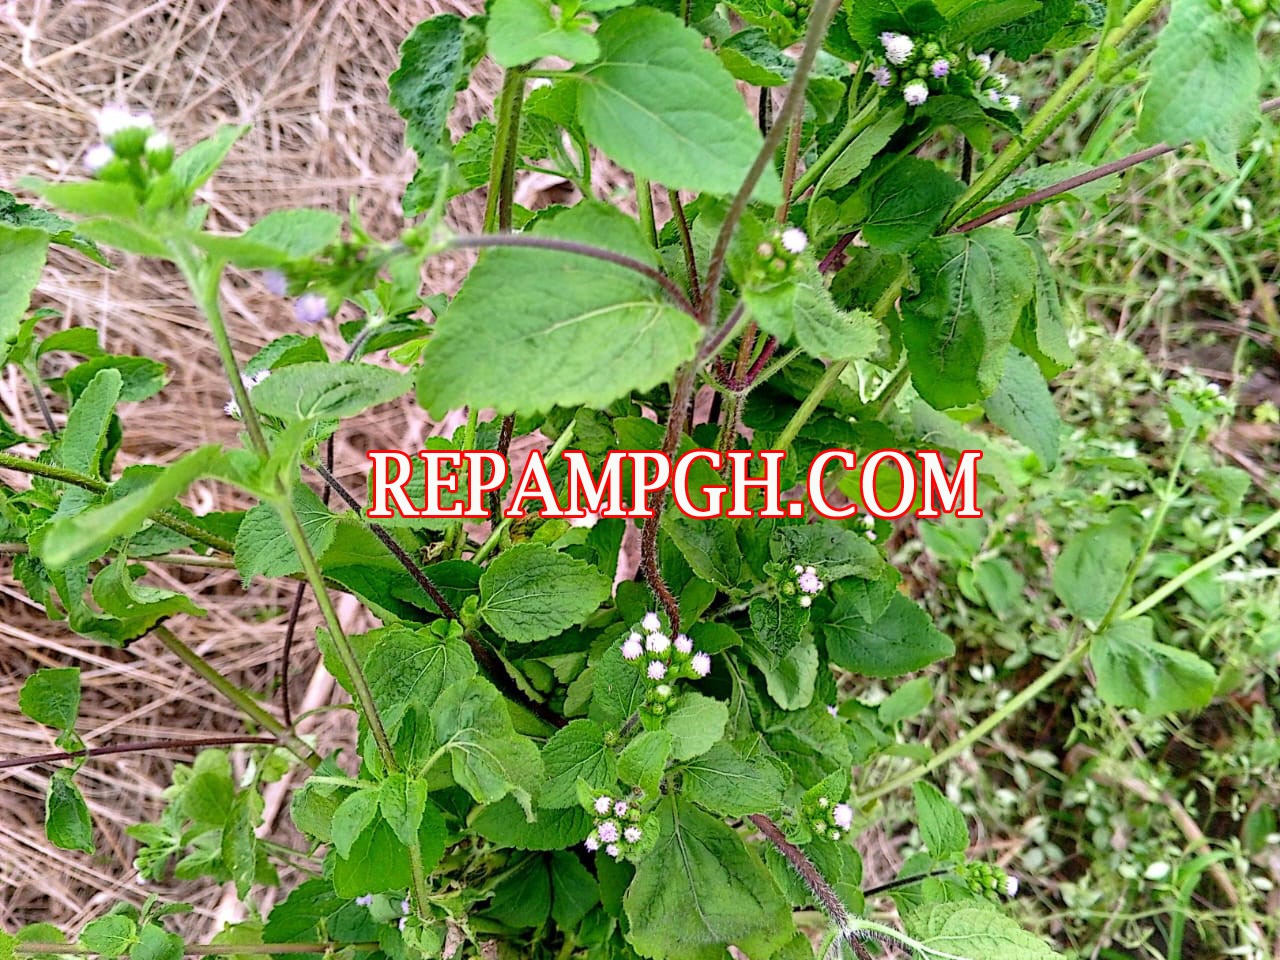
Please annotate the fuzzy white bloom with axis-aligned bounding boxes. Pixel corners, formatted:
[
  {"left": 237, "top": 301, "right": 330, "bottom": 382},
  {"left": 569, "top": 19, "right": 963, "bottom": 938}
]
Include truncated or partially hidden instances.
[
  {"left": 647, "top": 660, "right": 667, "bottom": 680},
  {"left": 829, "top": 830, "right": 841, "bottom": 841},
  {"left": 861, "top": 514, "right": 875, "bottom": 529},
  {"left": 817, "top": 796, "right": 830, "bottom": 808},
  {"left": 294, "top": 292, "right": 328, "bottom": 324},
  {"left": 595, "top": 795, "right": 613, "bottom": 815},
  {"left": 584, "top": 833, "right": 600, "bottom": 852},
  {"left": 144, "top": 131, "right": 171, "bottom": 154},
  {"left": 903, "top": 80, "right": 929, "bottom": 107},
  {"left": 597, "top": 820, "right": 620, "bottom": 843},
  {"left": 97, "top": 105, "right": 154, "bottom": 139},
  {"left": 400, "top": 899, "right": 411, "bottom": 915},
  {"left": 827, "top": 704, "right": 839, "bottom": 717},
  {"left": 781, "top": 228, "right": 808, "bottom": 254},
  {"left": 870, "top": 64, "right": 893, "bottom": 88},
  {"left": 1001, "top": 94, "right": 1021, "bottom": 111},
  {"left": 798, "top": 571, "right": 824, "bottom": 595},
  {"left": 1004, "top": 874, "right": 1019, "bottom": 897},
  {"left": 832, "top": 803, "right": 853, "bottom": 830},
  {"left": 646, "top": 632, "right": 670, "bottom": 654},
  {"left": 224, "top": 370, "right": 271, "bottom": 418},
  {"left": 690, "top": 652, "right": 711, "bottom": 677},
  {"left": 641, "top": 611, "right": 662, "bottom": 633},
  {"left": 931, "top": 58, "right": 950, "bottom": 78},
  {"left": 880, "top": 32, "right": 914, "bottom": 65},
  {"left": 793, "top": 564, "right": 804, "bottom": 574},
  {"left": 262, "top": 270, "right": 288, "bottom": 296},
  {"left": 355, "top": 894, "right": 374, "bottom": 907},
  {"left": 398, "top": 917, "right": 407, "bottom": 932},
  {"left": 799, "top": 595, "right": 813, "bottom": 608},
  {"left": 974, "top": 53, "right": 992, "bottom": 72},
  {"left": 622, "top": 635, "right": 644, "bottom": 661},
  {"left": 84, "top": 143, "right": 115, "bottom": 173},
  {"left": 605, "top": 843, "right": 620, "bottom": 859},
  {"left": 991, "top": 72, "right": 1009, "bottom": 89},
  {"left": 614, "top": 800, "right": 629, "bottom": 817},
  {"left": 624, "top": 825, "right": 642, "bottom": 843},
  {"left": 674, "top": 633, "right": 693, "bottom": 655},
  {"left": 866, "top": 531, "right": 878, "bottom": 542}
]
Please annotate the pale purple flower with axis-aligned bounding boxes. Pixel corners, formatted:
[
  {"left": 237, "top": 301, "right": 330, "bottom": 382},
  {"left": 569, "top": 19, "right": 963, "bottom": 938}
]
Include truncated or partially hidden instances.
[
  {"left": 595, "top": 795, "right": 613, "bottom": 815},
  {"left": 987, "top": 89, "right": 1003, "bottom": 107},
  {"left": 827, "top": 704, "right": 839, "bottom": 717},
  {"left": 833, "top": 803, "right": 853, "bottom": 830},
  {"left": 605, "top": 843, "right": 620, "bottom": 859},
  {"left": 903, "top": 80, "right": 929, "bottom": 107},
  {"left": 781, "top": 228, "right": 808, "bottom": 254},
  {"left": 400, "top": 899, "right": 410, "bottom": 915},
  {"left": 613, "top": 800, "right": 629, "bottom": 817},
  {"left": 84, "top": 143, "right": 114, "bottom": 173},
  {"left": 624, "top": 826, "right": 642, "bottom": 843},
  {"left": 641, "top": 612, "right": 662, "bottom": 633},
  {"left": 880, "top": 32, "right": 914, "bottom": 65},
  {"left": 870, "top": 65, "right": 893, "bottom": 88},
  {"left": 931, "top": 58, "right": 950, "bottom": 78},
  {"left": 584, "top": 833, "right": 600, "bottom": 852},
  {"left": 597, "top": 820, "right": 620, "bottom": 843},
  {"left": 647, "top": 660, "right": 667, "bottom": 681},
  {"left": 294, "top": 293, "right": 328, "bottom": 324},
  {"left": 355, "top": 894, "right": 374, "bottom": 907},
  {"left": 798, "top": 570, "right": 823, "bottom": 594},
  {"left": 262, "top": 270, "right": 288, "bottom": 296},
  {"left": 622, "top": 635, "right": 644, "bottom": 661},
  {"left": 690, "top": 652, "right": 711, "bottom": 677},
  {"left": 674, "top": 634, "right": 693, "bottom": 655},
  {"left": 646, "top": 632, "right": 670, "bottom": 654}
]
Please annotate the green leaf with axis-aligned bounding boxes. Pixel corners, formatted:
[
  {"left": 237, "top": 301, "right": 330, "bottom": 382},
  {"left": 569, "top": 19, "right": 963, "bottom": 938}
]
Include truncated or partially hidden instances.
[
  {"left": 46, "top": 768, "right": 94, "bottom": 853},
  {"left": 199, "top": 210, "right": 343, "bottom": 268},
  {"left": 1135, "top": 0, "right": 1261, "bottom": 175},
  {"left": 250, "top": 361, "right": 409, "bottom": 421},
  {"left": 0, "top": 225, "right": 49, "bottom": 365},
  {"left": 478, "top": 542, "right": 611, "bottom": 644},
  {"left": 718, "top": 29, "right": 794, "bottom": 86},
  {"left": 80, "top": 917, "right": 138, "bottom": 958},
  {"left": 681, "top": 742, "right": 786, "bottom": 817},
  {"left": 1014, "top": 236, "right": 1073, "bottom": 377},
  {"left": 56, "top": 367, "right": 122, "bottom": 476},
  {"left": 0, "top": 189, "right": 107, "bottom": 266},
  {"left": 624, "top": 797, "right": 794, "bottom": 960},
  {"left": 170, "top": 125, "right": 248, "bottom": 194},
  {"left": 379, "top": 775, "right": 431, "bottom": 847},
  {"left": 472, "top": 797, "right": 593, "bottom": 850},
  {"left": 222, "top": 789, "right": 263, "bottom": 899},
  {"left": 770, "top": 522, "right": 884, "bottom": 582},
  {"left": 328, "top": 819, "right": 413, "bottom": 898},
  {"left": 19, "top": 667, "right": 81, "bottom": 731},
  {"left": 823, "top": 588, "right": 954, "bottom": 678},
  {"left": 417, "top": 203, "right": 699, "bottom": 416},
  {"left": 577, "top": 8, "right": 778, "bottom": 201},
  {"left": 63, "top": 356, "right": 168, "bottom": 404},
  {"left": 331, "top": 789, "right": 381, "bottom": 859},
  {"left": 857, "top": 158, "right": 964, "bottom": 254},
  {"left": 793, "top": 279, "right": 878, "bottom": 364},
  {"left": 663, "top": 692, "right": 728, "bottom": 761},
  {"left": 662, "top": 515, "right": 742, "bottom": 590},
  {"left": 969, "top": 0, "right": 1082, "bottom": 59},
  {"left": 618, "top": 730, "right": 672, "bottom": 795},
  {"left": 234, "top": 485, "right": 338, "bottom": 583},
  {"left": 488, "top": 0, "right": 599, "bottom": 66},
  {"left": 365, "top": 624, "right": 477, "bottom": 737},
  {"left": 1091, "top": 617, "right": 1218, "bottom": 716},
  {"left": 589, "top": 637, "right": 647, "bottom": 730},
  {"left": 263, "top": 879, "right": 345, "bottom": 943},
  {"left": 746, "top": 637, "right": 817, "bottom": 710},
  {"left": 878, "top": 675, "right": 933, "bottom": 725},
  {"left": 911, "top": 781, "right": 968, "bottom": 857},
  {"left": 390, "top": 15, "right": 470, "bottom": 217},
  {"left": 901, "top": 228, "right": 1036, "bottom": 409},
  {"left": 550, "top": 851, "right": 600, "bottom": 928},
  {"left": 812, "top": 104, "right": 905, "bottom": 203},
  {"left": 985, "top": 348, "right": 1060, "bottom": 468},
  {"left": 541, "top": 719, "right": 617, "bottom": 808},
  {"left": 129, "top": 925, "right": 182, "bottom": 960},
  {"left": 906, "top": 900, "right": 1065, "bottom": 959},
  {"left": 1052, "top": 517, "right": 1133, "bottom": 622},
  {"left": 19, "top": 181, "right": 138, "bottom": 219}
]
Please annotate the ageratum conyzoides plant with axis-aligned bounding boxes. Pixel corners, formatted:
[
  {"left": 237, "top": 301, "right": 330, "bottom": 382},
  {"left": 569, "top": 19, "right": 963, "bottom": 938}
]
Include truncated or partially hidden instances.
[{"left": 1, "top": 0, "right": 1277, "bottom": 958}]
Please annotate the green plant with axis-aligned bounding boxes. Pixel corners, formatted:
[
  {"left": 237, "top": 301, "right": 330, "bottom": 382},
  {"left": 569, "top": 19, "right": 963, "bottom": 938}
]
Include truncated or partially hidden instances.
[{"left": 1, "top": 1, "right": 1277, "bottom": 958}]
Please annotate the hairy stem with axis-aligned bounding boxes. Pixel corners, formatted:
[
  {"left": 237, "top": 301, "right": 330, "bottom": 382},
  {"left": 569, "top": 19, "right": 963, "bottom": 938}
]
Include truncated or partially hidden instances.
[
  {"left": 668, "top": 188, "right": 701, "bottom": 304},
  {"left": 0, "top": 735, "right": 279, "bottom": 772}
]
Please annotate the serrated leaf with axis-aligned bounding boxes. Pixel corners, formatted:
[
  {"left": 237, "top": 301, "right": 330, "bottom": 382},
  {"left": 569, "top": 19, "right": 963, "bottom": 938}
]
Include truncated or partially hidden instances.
[
  {"left": 823, "top": 588, "right": 953, "bottom": 678},
  {"left": 541, "top": 719, "right": 617, "bottom": 808},
  {"left": 1052, "top": 517, "right": 1132, "bottom": 622},
  {"left": 858, "top": 158, "right": 964, "bottom": 254},
  {"left": 1091, "top": 617, "right": 1217, "bottom": 716},
  {"left": 46, "top": 769, "right": 94, "bottom": 854},
  {"left": 364, "top": 624, "right": 477, "bottom": 737},
  {"left": 906, "top": 900, "right": 1065, "bottom": 959},
  {"left": 19, "top": 667, "right": 81, "bottom": 731},
  {"left": 129, "top": 925, "right": 182, "bottom": 960},
  {"left": 618, "top": 730, "right": 672, "bottom": 795},
  {"left": 379, "top": 775, "right": 431, "bottom": 847},
  {"left": 0, "top": 225, "right": 49, "bottom": 365},
  {"left": 170, "top": 125, "right": 248, "bottom": 193},
  {"left": 472, "top": 797, "right": 593, "bottom": 850},
  {"left": 577, "top": 8, "right": 778, "bottom": 201},
  {"left": 417, "top": 202, "right": 699, "bottom": 416},
  {"left": 80, "top": 917, "right": 137, "bottom": 958},
  {"left": 234, "top": 485, "right": 338, "bottom": 583},
  {"left": 663, "top": 692, "right": 728, "bottom": 762},
  {"left": 331, "top": 789, "right": 381, "bottom": 859},
  {"left": 769, "top": 523, "right": 883, "bottom": 582},
  {"left": 681, "top": 742, "right": 786, "bottom": 817},
  {"left": 488, "top": 0, "right": 599, "bottom": 66},
  {"left": 478, "top": 542, "right": 611, "bottom": 644},
  {"left": 661, "top": 515, "right": 742, "bottom": 590},
  {"left": 911, "top": 781, "right": 969, "bottom": 856},
  {"left": 985, "top": 348, "right": 1060, "bottom": 468},
  {"left": 250, "top": 361, "right": 409, "bottom": 421}
]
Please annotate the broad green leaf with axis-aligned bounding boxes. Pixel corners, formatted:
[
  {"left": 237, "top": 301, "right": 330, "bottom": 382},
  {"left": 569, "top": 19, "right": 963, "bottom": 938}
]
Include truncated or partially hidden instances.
[
  {"left": 968, "top": 0, "right": 1082, "bottom": 58},
  {"left": 379, "top": 775, "right": 431, "bottom": 847},
  {"left": 984, "top": 348, "right": 1060, "bottom": 468},
  {"left": 390, "top": 15, "right": 470, "bottom": 217},
  {"left": 90, "top": 555, "right": 205, "bottom": 630},
  {"left": 1135, "top": 0, "right": 1261, "bottom": 174},
  {"left": 417, "top": 202, "right": 699, "bottom": 415},
  {"left": 749, "top": 594, "right": 806, "bottom": 658},
  {"left": 234, "top": 485, "right": 338, "bottom": 583},
  {"left": 662, "top": 515, "right": 742, "bottom": 590},
  {"left": 478, "top": 542, "right": 611, "bottom": 644},
  {"left": 329, "top": 819, "right": 413, "bottom": 897},
  {"left": 681, "top": 742, "right": 786, "bottom": 817},
  {"left": 879, "top": 675, "right": 933, "bottom": 725},
  {"left": 55, "top": 367, "right": 121, "bottom": 477},
  {"left": 792, "top": 268, "right": 878, "bottom": 363},
  {"left": 129, "top": 926, "right": 182, "bottom": 960},
  {"left": 664, "top": 692, "right": 728, "bottom": 761},
  {"left": 198, "top": 210, "right": 342, "bottom": 268},
  {"left": 39, "top": 446, "right": 221, "bottom": 568},
  {"left": 717, "top": 29, "right": 794, "bottom": 86},
  {"left": 19, "top": 180, "right": 138, "bottom": 219},
  {"left": 577, "top": 8, "right": 778, "bottom": 201},
  {"left": 63, "top": 355, "right": 167, "bottom": 403},
  {"left": 618, "top": 729, "right": 672, "bottom": 795},
  {"left": 170, "top": 125, "right": 248, "bottom": 194},
  {"left": 842, "top": 0, "right": 944, "bottom": 46},
  {"left": 1052, "top": 517, "right": 1133, "bottom": 622},
  {"left": 365, "top": 624, "right": 477, "bottom": 735},
  {"left": 0, "top": 225, "right": 49, "bottom": 365},
  {"left": 746, "top": 637, "right": 817, "bottom": 710},
  {"left": 46, "top": 768, "right": 94, "bottom": 853},
  {"left": 624, "top": 797, "right": 794, "bottom": 960},
  {"left": 1014, "top": 237, "right": 1073, "bottom": 377},
  {"left": 19, "top": 667, "right": 80, "bottom": 731},
  {"left": 823, "top": 588, "right": 954, "bottom": 678},
  {"left": 550, "top": 851, "right": 600, "bottom": 928},
  {"left": 0, "top": 189, "right": 107, "bottom": 266},
  {"left": 911, "top": 781, "right": 969, "bottom": 857},
  {"left": 857, "top": 158, "right": 964, "bottom": 254},
  {"left": 486, "top": 856, "right": 552, "bottom": 929},
  {"left": 263, "top": 879, "right": 345, "bottom": 944},
  {"left": 770, "top": 522, "right": 884, "bottom": 582},
  {"left": 906, "top": 900, "right": 1065, "bottom": 959},
  {"left": 488, "top": 0, "right": 599, "bottom": 66},
  {"left": 812, "top": 105, "right": 905, "bottom": 203},
  {"left": 540, "top": 719, "right": 617, "bottom": 808},
  {"left": 901, "top": 229, "right": 1036, "bottom": 409},
  {"left": 331, "top": 789, "right": 381, "bottom": 859},
  {"left": 80, "top": 917, "right": 137, "bottom": 958},
  {"left": 1091, "top": 617, "right": 1217, "bottom": 716},
  {"left": 250, "top": 361, "right": 409, "bottom": 421},
  {"left": 222, "top": 789, "right": 263, "bottom": 899},
  {"left": 472, "top": 797, "right": 594, "bottom": 850}
]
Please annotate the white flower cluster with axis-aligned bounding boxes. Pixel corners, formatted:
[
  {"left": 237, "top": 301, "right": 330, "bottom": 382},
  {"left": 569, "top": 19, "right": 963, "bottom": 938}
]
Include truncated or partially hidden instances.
[
  {"left": 811, "top": 794, "right": 855, "bottom": 842},
  {"left": 866, "top": 34, "right": 1022, "bottom": 114},
  {"left": 224, "top": 368, "right": 271, "bottom": 419},
  {"left": 622, "top": 611, "right": 711, "bottom": 692},
  {"left": 788, "top": 564, "right": 826, "bottom": 608},
  {"left": 85, "top": 105, "right": 173, "bottom": 176},
  {"left": 584, "top": 795, "right": 644, "bottom": 860}
]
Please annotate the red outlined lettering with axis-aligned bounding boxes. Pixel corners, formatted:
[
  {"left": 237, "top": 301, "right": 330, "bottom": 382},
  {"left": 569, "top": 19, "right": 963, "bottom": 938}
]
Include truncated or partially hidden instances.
[
  {"left": 724, "top": 450, "right": 787, "bottom": 518},
  {"left": 366, "top": 450, "right": 419, "bottom": 518},
  {"left": 504, "top": 449, "right": 566, "bottom": 518},
  {"left": 861, "top": 449, "right": 916, "bottom": 520},
  {"left": 916, "top": 449, "right": 983, "bottom": 518},
  {"left": 672, "top": 450, "right": 727, "bottom": 518},
  {"left": 807, "top": 449, "right": 859, "bottom": 519}
]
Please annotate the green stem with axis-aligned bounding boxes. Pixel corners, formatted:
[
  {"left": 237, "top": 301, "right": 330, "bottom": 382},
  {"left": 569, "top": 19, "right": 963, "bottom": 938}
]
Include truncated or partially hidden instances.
[
  {"left": 16, "top": 944, "right": 380, "bottom": 956},
  {"left": 943, "top": 0, "right": 1165, "bottom": 229},
  {"left": 483, "top": 68, "right": 526, "bottom": 233},
  {"left": 0, "top": 542, "right": 237, "bottom": 570},
  {"left": 154, "top": 626, "right": 318, "bottom": 768},
  {"left": 635, "top": 176, "right": 658, "bottom": 248},
  {"left": 789, "top": 97, "right": 880, "bottom": 201}
]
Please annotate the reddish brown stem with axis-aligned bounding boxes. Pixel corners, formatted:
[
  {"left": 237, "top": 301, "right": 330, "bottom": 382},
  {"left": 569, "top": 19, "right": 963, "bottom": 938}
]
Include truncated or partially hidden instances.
[{"left": 0, "top": 736, "right": 278, "bottom": 772}]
